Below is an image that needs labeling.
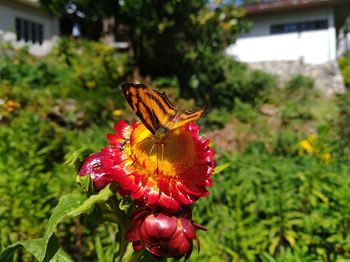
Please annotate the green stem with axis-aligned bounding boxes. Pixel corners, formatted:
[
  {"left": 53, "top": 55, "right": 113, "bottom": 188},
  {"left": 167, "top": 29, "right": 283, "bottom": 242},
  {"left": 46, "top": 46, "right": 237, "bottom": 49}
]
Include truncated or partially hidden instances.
[
  {"left": 118, "top": 226, "right": 129, "bottom": 261},
  {"left": 106, "top": 193, "right": 130, "bottom": 260},
  {"left": 125, "top": 250, "right": 144, "bottom": 262},
  {"left": 120, "top": 241, "right": 145, "bottom": 262}
]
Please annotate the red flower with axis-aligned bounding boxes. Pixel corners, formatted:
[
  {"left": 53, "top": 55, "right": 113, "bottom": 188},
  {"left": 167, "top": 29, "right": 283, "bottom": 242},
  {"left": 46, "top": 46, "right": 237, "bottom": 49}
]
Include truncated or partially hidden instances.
[
  {"left": 126, "top": 207, "right": 206, "bottom": 260},
  {"left": 100, "top": 120, "right": 216, "bottom": 211},
  {"left": 78, "top": 152, "right": 112, "bottom": 191}
]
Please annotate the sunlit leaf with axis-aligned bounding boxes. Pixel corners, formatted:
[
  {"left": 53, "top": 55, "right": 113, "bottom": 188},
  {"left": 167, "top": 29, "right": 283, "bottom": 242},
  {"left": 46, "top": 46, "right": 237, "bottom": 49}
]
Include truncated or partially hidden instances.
[{"left": 213, "top": 162, "right": 231, "bottom": 174}]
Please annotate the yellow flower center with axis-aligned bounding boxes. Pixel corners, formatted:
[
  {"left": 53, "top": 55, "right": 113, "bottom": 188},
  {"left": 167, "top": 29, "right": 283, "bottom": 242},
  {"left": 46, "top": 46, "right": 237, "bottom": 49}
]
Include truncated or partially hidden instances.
[{"left": 130, "top": 124, "right": 195, "bottom": 179}]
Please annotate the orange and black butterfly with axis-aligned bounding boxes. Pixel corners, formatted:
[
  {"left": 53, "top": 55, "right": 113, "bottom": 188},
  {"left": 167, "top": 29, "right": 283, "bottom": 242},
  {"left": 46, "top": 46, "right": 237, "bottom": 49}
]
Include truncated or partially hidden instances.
[{"left": 121, "top": 82, "right": 204, "bottom": 136}]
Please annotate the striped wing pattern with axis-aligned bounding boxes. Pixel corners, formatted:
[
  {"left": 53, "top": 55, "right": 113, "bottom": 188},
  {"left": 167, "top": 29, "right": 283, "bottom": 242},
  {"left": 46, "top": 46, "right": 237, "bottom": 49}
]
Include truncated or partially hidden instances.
[{"left": 121, "top": 82, "right": 204, "bottom": 134}]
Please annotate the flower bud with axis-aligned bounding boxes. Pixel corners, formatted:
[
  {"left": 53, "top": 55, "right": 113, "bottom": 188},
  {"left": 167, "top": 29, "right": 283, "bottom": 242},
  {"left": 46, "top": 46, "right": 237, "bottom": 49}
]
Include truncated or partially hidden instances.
[
  {"left": 127, "top": 207, "right": 206, "bottom": 260},
  {"left": 78, "top": 152, "right": 111, "bottom": 190}
]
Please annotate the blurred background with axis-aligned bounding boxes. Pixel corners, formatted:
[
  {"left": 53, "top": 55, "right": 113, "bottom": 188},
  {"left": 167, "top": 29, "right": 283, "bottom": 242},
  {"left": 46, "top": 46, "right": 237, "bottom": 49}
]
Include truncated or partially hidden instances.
[{"left": 2, "top": 0, "right": 350, "bottom": 260}]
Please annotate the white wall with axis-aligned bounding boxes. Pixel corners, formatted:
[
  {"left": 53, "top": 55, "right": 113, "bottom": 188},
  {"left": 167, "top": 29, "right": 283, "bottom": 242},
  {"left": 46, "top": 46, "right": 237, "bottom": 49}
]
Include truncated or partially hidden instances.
[
  {"left": 0, "top": 0, "right": 59, "bottom": 56},
  {"left": 227, "top": 7, "right": 337, "bottom": 64}
]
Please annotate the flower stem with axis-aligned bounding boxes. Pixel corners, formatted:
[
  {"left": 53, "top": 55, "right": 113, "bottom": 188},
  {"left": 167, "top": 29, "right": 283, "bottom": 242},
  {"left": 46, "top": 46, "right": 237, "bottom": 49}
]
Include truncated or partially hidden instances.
[
  {"left": 106, "top": 193, "right": 130, "bottom": 260},
  {"left": 118, "top": 226, "right": 129, "bottom": 261}
]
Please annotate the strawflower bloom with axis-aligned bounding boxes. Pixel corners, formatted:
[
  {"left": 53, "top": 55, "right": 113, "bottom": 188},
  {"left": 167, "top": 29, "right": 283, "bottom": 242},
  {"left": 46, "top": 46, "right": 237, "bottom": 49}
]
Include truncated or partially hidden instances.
[
  {"left": 99, "top": 120, "right": 215, "bottom": 211},
  {"left": 126, "top": 207, "right": 206, "bottom": 260}
]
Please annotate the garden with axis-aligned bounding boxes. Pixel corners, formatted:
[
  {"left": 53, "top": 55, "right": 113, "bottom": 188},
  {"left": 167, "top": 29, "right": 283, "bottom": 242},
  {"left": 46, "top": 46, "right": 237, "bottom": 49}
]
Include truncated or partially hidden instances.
[{"left": 2, "top": 1, "right": 350, "bottom": 261}]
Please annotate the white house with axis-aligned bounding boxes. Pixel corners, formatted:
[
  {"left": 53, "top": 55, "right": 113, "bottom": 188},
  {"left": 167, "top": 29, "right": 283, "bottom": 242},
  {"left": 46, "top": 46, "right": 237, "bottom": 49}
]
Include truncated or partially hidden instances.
[
  {"left": 228, "top": 0, "right": 350, "bottom": 64},
  {"left": 0, "top": 0, "right": 59, "bottom": 56}
]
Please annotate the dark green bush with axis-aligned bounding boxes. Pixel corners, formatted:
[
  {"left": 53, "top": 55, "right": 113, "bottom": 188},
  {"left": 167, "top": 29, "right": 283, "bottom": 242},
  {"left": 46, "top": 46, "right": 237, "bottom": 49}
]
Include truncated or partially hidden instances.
[
  {"left": 338, "top": 56, "right": 350, "bottom": 87},
  {"left": 202, "top": 57, "right": 277, "bottom": 109},
  {"left": 337, "top": 90, "right": 350, "bottom": 158},
  {"left": 286, "top": 74, "right": 314, "bottom": 90}
]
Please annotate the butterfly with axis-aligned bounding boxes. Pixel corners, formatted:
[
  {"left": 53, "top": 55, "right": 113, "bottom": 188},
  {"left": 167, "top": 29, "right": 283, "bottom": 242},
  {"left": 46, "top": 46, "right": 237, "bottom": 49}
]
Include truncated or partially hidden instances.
[{"left": 121, "top": 82, "right": 204, "bottom": 136}]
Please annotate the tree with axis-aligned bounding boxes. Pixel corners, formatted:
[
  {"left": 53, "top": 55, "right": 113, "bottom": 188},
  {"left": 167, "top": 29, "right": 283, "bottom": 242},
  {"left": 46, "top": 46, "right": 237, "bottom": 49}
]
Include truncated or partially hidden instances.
[
  {"left": 120, "top": 0, "right": 249, "bottom": 104},
  {"left": 40, "top": 0, "right": 250, "bottom": 106}
]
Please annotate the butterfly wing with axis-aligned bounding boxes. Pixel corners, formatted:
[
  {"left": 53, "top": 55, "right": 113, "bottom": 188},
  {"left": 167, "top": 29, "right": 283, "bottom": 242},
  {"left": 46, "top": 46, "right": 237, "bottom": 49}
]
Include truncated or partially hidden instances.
[
  {"left": 122, "top": 82, "right": 178, "bottom": 134},
  {"left": 167, "top": 108, "right": 205, "bottom": 130}
]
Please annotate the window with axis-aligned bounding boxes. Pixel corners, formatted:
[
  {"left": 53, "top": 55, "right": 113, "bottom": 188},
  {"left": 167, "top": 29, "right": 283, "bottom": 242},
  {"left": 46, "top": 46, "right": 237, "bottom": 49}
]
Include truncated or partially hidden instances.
[
  {"left": 270, "top": 19, "right": 328, "bottom": 34},
  {"left": 15, "top": 17, "right": 44, "bottom": 45}
]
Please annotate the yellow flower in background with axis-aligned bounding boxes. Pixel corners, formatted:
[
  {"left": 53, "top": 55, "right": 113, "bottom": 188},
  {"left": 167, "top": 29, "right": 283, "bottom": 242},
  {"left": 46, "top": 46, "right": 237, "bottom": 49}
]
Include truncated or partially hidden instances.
[
  {"left": 2, "top": 100, "right": 21, "bottom": 112},
  {"left": 320, "top": 153, "right": 331, "bottom": 162},
  {"left": 298, "top": 134, "right": 317, "bottom": 154},
  {"left": 298, "top": 134, "right": 332, "bottom": 162},
  {"left": 112, "top": 109, "right": 124, "bottom": 117},
  {"left": 298, "top": 139, "right": 314, "bottom": 154}
]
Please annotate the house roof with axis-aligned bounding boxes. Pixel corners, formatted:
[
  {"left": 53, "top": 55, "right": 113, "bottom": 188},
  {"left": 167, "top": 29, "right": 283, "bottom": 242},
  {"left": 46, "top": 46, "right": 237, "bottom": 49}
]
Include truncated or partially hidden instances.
[{"left": 244, "top": 0, "right": 347, "bottom": 15}]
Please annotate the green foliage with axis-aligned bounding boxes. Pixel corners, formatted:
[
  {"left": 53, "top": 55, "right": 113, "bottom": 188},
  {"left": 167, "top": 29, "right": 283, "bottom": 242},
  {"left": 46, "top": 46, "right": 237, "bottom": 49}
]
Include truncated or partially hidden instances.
[
  {"left": 41, "top": 0, "right": 273, "bottom": 109},
  {"left": 0, "top": 186, "right": 120, "bottom": 262},
  {"left": 117, "top": 0, "right": 252, "bottom": 107},
  {"left": 339, "top": 56, "right": 350, "bottom": 87},
  {"left": 233, "top": 98, "right": 259, "bottom": 123},
  {"left": 206, "top": 108, "right": 232, "bottom": 129},
  {"left": 207, "top": 59, "right": 276, "bottom": 108},
  {"left": 0, "top": 39, "right": 131, "bottom": 260},
  {"left": 286, "top": 74, "right": 314, "bottom": 90},
  {"left": 0, "top": 37, "right": 348, "bottom": 261},
  {"left": 192, "top": 153, "right": 350, "bottom": 261},
  {"left": 337, "top": 90, "right": 350, "bottom": 158}
]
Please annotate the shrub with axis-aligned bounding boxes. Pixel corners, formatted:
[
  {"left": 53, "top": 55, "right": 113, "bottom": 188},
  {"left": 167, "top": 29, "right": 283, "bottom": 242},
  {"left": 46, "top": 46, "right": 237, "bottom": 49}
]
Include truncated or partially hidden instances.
[
  {"left": 337, "top": 90, "right": 350, "bottom": 158},
  {"left": 206, "top": 57, "right": 277, "bottom": 109},
  {"left": 233, "top": 98, "right": 259, "bottom": 123},
  {"left": 192, "top": 151, "right": 350, "bottom": 261},
  {"left": 338, "top": 56, "right": 350, "bottom": 87},
  {"left": 286, "top": 74, "right": 314, "bottom": 90}
]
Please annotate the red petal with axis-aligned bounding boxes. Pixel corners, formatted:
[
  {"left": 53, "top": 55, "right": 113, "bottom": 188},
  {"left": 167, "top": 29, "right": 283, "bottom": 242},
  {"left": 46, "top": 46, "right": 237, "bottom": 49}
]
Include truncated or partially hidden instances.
[
  {"left": 181, "top": 218, "right": 196, "bottom": 240},
  {"left": 113, "top": 120, "right": 129, "bottom": 136},
  {"left": 155, "top": 214, "right": 177, "bottom": 239}
]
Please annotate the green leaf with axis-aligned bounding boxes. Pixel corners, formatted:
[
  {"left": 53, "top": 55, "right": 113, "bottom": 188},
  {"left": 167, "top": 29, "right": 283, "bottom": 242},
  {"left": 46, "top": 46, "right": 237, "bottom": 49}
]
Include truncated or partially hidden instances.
[
  {"left": 41, "top": 185, "right": 115, "bottom": 261},
  {"left": 269, "top": 236, "right": 280, "bottom": 255},
  {"left": 94, "top": 236, "right": 105, "bottom": 262},
  {"left": 66, "top": 185, "right": 114, "bottom": 217},
  {"left": 76, "top": 175, "right": 95, "bottom": 194},
  {"left": 41, "top": 192, "right": 86, "bottom": 262},
  {"left": 0, "top": 239, "right": 43, "bottom": 261},
  {"left": 213, "top": 162, "right": 231, "bottom": 174},
  {"left": 0, "top": 238, "right": 73, "bottom": 262}
]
